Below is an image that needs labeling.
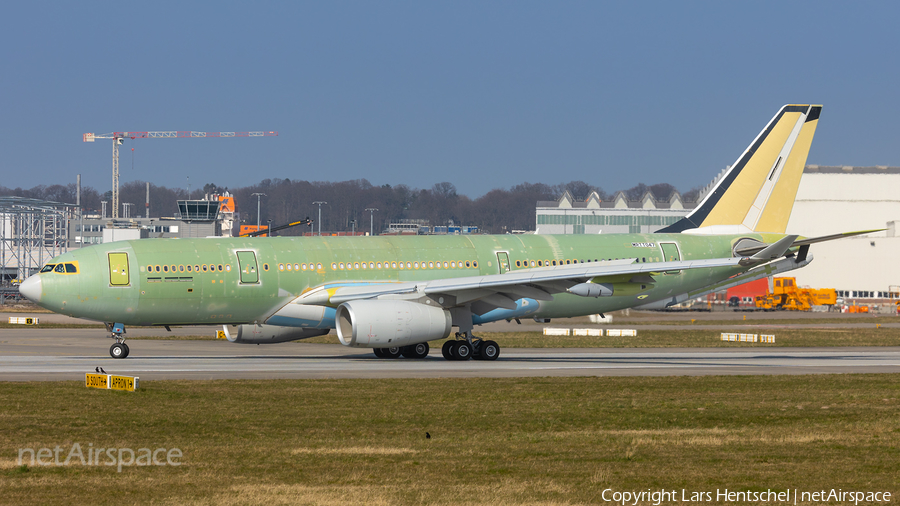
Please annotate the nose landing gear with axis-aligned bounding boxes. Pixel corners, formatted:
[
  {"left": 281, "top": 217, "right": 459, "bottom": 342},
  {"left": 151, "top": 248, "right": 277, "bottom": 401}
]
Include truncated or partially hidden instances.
[{"left": 105, "top": 322, "right": 130, "bottom": 359}]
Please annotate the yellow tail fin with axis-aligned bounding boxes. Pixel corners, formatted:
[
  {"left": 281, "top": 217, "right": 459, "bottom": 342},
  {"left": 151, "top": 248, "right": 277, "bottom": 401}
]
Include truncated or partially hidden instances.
[{"left": 661, "top": 104, "right": 821, "bottom": 234}]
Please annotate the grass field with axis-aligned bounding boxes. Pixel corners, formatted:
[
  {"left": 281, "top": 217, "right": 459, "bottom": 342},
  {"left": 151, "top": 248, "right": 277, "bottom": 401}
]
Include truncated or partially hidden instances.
[
  {"left": 479, "top": 328, "right": 900, "bottom": 348},
  {"left": 1, "top": 375, "right": 898, "bottom": 505},
  {"left": 616, "top": 315, "right": 900, "bottom": 325},
  {"left": 105, "top": 327, "right": 900, "bottom": 348},
  {"left": 78, "top": 327, "right": 900, "bottom": 348},
  {"left": 4, "top": 321, "right": 900, "bottom": 349},
  {"left": 0, "top": 323, "right": 104, "bottom": 330},
  {"left": 618, "top": 316, "right": 900, "bottom": 325},
  {"left": 287, "top": 327, "right": 900, "bottom": 348},
  {"left": 3, "top": 317, "right": 900, "bottom": 330},
  {"left": 0, "top": 304, "right": 52, "bottom": 314}
]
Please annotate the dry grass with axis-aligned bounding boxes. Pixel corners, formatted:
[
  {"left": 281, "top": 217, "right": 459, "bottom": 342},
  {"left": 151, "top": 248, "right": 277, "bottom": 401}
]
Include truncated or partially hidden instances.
[
  {"left": 1, "top": 375, "right": 899, "bottom": 504},
  {"left": 0, "top": 323, "right": 105, "bottom": 330},
  {"left": 0, "top": 304, "right": 52, "bottom": 314},
  {"left": 294, "top": 327, "right": 900, "bottom": 348},
  {"left": 175, "top": 481, "right": 577, "bottom": 506},
  {"left": 291, "top": 446, "right": 417, "bottom": 456},
  {"left": 480, "top": 327, "right": 900, "bottom": 348},
  {"left": 617, "top": 315, "right": 900, "bottom": 325}
]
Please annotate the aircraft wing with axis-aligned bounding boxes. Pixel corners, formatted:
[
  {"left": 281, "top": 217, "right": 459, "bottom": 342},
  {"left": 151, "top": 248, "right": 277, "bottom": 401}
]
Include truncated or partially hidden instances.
[
  {"left": 308, "top": 229, "right": 875, "bottom": 315},
  {"left": 326, "top": 256, "right": 746, "bottom": 313}
]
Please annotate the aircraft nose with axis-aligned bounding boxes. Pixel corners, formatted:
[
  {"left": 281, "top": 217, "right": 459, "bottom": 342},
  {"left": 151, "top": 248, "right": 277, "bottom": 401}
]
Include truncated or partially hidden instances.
[{"left": 18, "top": 275, "right": 42, "bottom": 303}]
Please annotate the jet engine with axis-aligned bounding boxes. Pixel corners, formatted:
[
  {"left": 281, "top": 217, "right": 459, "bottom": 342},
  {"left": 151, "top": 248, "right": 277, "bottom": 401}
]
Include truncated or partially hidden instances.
[
  {"left": 336, "top": 300, "right": 452, "bottom": 348},
  {"left": 223, "top": 324, "right": 329, "bottom": 344}
]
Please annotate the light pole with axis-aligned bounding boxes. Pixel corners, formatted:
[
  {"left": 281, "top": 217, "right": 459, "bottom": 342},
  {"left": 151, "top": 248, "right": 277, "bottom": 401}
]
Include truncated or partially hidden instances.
[
  {"left": 366, "top": 208, "right": 378, "bottom": 236},
  {"left": 251, "top": 193, "right": 266, "bottom": 232},
  {"left": 313, "top": 201, "right": 327, "bottom": 236}
]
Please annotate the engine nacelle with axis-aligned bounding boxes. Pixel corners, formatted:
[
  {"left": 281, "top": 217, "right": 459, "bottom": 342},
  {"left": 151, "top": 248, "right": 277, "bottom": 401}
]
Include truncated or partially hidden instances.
[
  {"left": 223, "top": 324, "right": 329, "bottom": 344},
  {"left": 336, "top": 300, "right": 452, "bottom": 348}
]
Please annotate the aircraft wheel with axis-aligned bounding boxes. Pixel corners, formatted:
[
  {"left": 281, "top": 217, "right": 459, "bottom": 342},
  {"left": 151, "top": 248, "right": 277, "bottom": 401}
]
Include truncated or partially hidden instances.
[
  {"left": 402, "top": 342, "right": 429, "bottom": 359},
  {"left": 453, "top": 341, "right": 472, "bottom": 360},
  {"left": 122, "top": 343, "right": 130, "bottom": 358},
  {"left": 441, "top": 340, "right": 455, "bottom": 360},
  {"left": 373, "top": 348, "right": 385, "bottom": 358},
  {"left": 109, "top": 343, "right": 127, "bottom": 359},
  {"left": 480, "top": 340, "right": 500, "bottom": 361},
  {"left": 383, "top": 347, "right": 403, "bottom": 359}
]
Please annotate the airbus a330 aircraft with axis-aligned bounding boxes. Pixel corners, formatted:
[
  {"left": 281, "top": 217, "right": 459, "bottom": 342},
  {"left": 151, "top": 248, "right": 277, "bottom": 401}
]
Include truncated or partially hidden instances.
[{"left": 20, "top": 104, "right": 868, "bottom": 361}]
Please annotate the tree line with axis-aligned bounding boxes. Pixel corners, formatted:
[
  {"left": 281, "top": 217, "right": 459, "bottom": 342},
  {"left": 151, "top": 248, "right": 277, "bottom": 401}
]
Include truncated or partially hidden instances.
[{"left": 0, "top": 179, "right": 700, "bottom": 235}]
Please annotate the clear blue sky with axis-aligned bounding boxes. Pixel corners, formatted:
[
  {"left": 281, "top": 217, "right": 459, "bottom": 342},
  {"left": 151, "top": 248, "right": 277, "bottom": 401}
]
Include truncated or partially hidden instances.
[{"left": 2, "top": 2, "right": 899, "bottom": 198}]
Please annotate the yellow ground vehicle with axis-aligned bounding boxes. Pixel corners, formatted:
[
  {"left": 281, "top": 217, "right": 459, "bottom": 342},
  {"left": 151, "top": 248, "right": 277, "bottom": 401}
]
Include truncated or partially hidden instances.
[{"left": 754, "top": 277, "right": 836, "bottom": 311}]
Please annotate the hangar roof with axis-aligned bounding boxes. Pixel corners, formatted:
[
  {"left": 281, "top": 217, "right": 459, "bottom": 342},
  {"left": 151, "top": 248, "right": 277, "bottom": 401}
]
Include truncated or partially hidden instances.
[{"left": 805, "top": 165, "right": 900, "bottom": 174}]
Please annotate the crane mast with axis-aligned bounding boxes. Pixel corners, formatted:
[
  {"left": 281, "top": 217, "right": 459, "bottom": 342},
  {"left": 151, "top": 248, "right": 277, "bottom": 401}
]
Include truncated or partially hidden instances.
[{"left": 83, "top": 131, "right": 278, "bottom": 218}]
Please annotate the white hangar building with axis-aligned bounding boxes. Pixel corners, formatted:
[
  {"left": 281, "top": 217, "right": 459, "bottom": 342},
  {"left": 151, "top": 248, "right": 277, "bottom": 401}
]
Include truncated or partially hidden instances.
[
  {"left": 535, "top": 190, "right": 694, "bottom": 235},
  {"left": 786, "top": 166, "right": 900, "bottom": 299}
]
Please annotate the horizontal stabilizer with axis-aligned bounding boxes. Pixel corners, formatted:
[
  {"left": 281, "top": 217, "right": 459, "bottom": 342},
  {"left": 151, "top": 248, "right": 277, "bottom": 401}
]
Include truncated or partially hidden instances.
[
  {"left": 734, "top": 229, "right": 884, "bottom": 257},
  {"left": 791, "top": 229, "right": 885, "bottom": 248}
]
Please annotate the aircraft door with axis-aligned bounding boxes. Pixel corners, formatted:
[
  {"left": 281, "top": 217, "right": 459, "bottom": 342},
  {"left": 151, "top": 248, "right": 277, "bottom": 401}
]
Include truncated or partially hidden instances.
[
  {"left": 237, "top": 251, "right": 259, "bottom": 284},
  {"left": 496, "top": 252, "right": 510, "bottom": 273},
  {"left": 108, "top": 252, "right": 130, "bottom": 286},
  {"left": 659, "top": 242, "right": 681, "bottom": 274}
]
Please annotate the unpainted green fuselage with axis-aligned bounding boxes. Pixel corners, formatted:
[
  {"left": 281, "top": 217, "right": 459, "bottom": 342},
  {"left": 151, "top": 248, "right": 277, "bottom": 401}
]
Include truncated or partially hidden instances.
[{"left": 31, "top": 232, "right": 777, "bottom": 327}]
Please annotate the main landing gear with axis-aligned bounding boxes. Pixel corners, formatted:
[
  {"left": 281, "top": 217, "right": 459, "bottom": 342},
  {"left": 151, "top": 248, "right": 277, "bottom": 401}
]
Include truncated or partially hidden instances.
[
  {"left": 372, "top": 342, "right": 430, "bottom": 359},
  {"left": 441, "top": 332, "right": 499, "bottom": 361},
  {"left": 105, "top": 322, "right": 130, "bottom": 359},
  {"left": 370, "top": 334, "right": 501, "bottom": 361}
]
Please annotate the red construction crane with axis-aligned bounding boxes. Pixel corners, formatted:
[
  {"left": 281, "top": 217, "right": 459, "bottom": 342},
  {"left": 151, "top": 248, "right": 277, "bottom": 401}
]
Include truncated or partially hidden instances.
[{"left": 83, "top": 131, "right": 278, "bottom": 218}]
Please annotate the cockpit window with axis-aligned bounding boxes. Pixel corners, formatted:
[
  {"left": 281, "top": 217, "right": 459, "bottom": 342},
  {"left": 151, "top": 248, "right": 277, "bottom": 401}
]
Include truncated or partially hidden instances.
[{"left": 42, "top": 262, "right": 79, "bottom": 274}]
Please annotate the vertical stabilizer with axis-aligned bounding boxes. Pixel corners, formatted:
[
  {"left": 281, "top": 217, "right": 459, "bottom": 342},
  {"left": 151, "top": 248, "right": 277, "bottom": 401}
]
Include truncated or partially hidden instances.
[{"left": 660, "top": 104, "right": 821, "bottom": 234}]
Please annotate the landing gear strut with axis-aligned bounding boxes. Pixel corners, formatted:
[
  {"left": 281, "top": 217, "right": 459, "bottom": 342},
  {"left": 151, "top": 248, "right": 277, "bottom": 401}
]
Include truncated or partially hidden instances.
[
  {"left": 442, "top": 332, "right": 499, "bottom": 361},
  {"left": 105, "top": 322, "right": 129, "bottom": 359}
]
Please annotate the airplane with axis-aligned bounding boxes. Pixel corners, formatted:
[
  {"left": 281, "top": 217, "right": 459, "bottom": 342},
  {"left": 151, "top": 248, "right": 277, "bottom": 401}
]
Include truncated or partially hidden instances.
[{"left": 18, "top": 104, "right": 872, "bottom": 361}]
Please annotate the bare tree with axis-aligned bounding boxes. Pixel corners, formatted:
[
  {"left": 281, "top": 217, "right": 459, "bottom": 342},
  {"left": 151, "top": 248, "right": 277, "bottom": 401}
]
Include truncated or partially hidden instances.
[{"left": 0, "top": 176, "right": 694, "bottom": 234}]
